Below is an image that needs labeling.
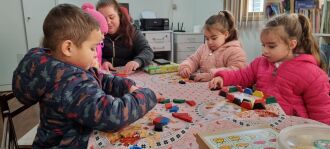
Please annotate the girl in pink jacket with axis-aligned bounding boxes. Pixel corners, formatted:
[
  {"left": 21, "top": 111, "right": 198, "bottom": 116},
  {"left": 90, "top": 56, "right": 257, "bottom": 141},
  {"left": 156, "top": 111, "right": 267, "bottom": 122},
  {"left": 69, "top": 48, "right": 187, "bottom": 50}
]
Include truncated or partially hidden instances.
[
  {"left": 82, "top": 2, "right": 108, "bottom": 69},
  {"left": 209, "top": 14, "right": 330, "bottom": 125},
  {"left": 179, "top": 10, "right": 247, "bottom": 82}
]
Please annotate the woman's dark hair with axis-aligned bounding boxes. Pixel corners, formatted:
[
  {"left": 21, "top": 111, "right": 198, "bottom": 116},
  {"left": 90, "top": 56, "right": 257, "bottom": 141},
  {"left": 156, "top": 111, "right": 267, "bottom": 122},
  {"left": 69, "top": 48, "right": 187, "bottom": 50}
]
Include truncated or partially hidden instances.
[{"left": 97, "top": 0, "right": 134, "bottom": 49}]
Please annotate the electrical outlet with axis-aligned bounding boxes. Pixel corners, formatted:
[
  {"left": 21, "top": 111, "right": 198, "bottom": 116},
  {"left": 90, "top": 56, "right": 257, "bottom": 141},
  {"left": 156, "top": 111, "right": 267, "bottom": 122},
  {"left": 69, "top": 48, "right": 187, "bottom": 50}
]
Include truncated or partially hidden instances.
[{"left": 172, "top": 4, "right": 177, "bottom": 10}]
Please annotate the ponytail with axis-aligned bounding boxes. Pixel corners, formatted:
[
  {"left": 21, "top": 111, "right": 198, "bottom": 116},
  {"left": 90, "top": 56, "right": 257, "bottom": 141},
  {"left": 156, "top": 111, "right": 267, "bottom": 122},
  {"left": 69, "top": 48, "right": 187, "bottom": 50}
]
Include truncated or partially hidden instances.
[
  {"left": 298, "top": 14, "right": 327, "bottom": 72},
  {"left": 204, "top": 10, "right": 238, "bottom": 43},
  {"left": 220, "top": 10, "right": 238, "bottom": 42}
]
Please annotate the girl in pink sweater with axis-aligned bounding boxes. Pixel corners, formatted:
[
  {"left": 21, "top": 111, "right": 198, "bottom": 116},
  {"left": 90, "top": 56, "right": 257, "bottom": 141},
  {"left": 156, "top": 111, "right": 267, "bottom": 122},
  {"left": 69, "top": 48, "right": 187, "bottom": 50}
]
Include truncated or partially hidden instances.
[
  {"left": 209, "top": 14, "right": 330, "bottom": 125},
  {"left": 178, "top": 10, "right": 247, "bottom": 82}
]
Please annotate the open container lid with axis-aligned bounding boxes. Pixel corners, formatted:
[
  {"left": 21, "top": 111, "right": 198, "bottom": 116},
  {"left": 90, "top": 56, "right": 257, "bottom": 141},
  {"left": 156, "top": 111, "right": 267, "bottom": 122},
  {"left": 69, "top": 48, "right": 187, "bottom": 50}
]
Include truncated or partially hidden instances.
[{"left": 278, "top": 124, "right": 330, "bottom": 149}]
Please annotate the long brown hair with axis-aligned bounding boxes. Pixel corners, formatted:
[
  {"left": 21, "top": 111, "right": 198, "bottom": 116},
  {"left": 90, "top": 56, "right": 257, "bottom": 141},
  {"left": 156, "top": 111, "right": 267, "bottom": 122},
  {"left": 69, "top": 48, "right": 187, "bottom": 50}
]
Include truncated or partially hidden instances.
[
  {"left": 42, "top": 4, "right": 99, "bottom": 50},
  {"left": 262, "top": 14, "right": 327, "bottom": 72},
  {"left": 96, "top": 0, "right": 134, "bottom": 49},
  {"left": 204, "top": 10, "right": 238, "bottom": 43}
]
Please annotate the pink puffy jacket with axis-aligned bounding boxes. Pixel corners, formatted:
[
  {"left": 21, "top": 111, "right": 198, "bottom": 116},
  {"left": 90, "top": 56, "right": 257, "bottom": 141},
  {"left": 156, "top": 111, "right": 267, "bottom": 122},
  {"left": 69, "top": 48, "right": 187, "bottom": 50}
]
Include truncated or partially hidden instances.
[
  {"left": 215, "top": 54, "right": 330, "bottom": 125},
  {"left": 179, "top": 40, "right": 247, "bottom": 81}
]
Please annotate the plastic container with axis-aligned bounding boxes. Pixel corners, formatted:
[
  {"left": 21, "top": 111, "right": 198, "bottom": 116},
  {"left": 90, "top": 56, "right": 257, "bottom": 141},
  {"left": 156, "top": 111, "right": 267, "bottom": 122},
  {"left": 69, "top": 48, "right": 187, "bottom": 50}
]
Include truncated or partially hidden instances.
[{"left": 278, "top": 124, "right": 330, "bottom": 149}]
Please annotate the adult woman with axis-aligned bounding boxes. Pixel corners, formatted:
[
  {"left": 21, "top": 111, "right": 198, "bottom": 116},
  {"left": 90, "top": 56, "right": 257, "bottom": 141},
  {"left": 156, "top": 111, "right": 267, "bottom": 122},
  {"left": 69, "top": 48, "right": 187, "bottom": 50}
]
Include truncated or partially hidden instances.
[{"left": 97, "top": 0, "right": 154, "bottom": 74}]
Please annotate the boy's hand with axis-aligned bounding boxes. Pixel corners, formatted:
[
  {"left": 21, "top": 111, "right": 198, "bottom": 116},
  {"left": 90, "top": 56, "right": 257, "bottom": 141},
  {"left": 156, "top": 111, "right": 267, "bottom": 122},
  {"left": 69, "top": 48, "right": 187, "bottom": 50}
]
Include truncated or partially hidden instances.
[
  {"left": 102, "top": 61, "right": 116, "bottom": 72},
  {"left": 208, "top": 76, "right": 224, "bottom": 89},
  {"left": 179, "top": 67, "right": 192, "bottom": 78},
  {"left": 155, "top": 92, "right": 165, "bottom": 103},
  {"left": 129, "top": 85, "right": 139, "bottom": 93}
]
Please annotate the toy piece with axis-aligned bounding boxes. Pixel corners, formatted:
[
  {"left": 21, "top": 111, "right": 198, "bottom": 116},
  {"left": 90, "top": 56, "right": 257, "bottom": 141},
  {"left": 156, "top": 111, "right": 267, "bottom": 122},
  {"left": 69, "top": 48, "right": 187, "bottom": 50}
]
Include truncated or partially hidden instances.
[
  {"left": 159, "top": 98, "right": 170, "bottom": 104},
  {"left": 210, "top": 87, "right": 220, "bottom": 91},
  {"left": 165, "top": 103, "right": 172, "bottom": 110},
  {"left": 178, "top": 80, "right": 186, "bottom": 84},
  {"left": 186, "top": 100, "right": 196, "bottom": 106},
  {"left": 189, "top": 75, "right": 196, "bottom": 80},
  {"left": 253, "top": 90, "right": 264, "bottom": 98},
  {"left": 228, "top": 86, "right": 238, "bottom": 93},
  {"left": 266, "top": 96, "right": 277, "bottom": 104},
  {"left": 173, "top": 99, "right": 186, "bottom": 103},
  {"left": 172, "top": 112, "right": 192, "bottom": 123},
  {"left": 241, "top": 100, "right": 253, "bottom": 110},
  {"left": 153, "top": 116, "right": 170, "bottom": 125},
  {"left": 130, "top": 144, "right": 142, "bottom": 149},
  {"left": 236, "top": 85, "right": 243, "bottom": 92},
  {"left": 233, "top": 97, "right": 242, "bottom": 105},
  {"left": 169, "top": 105, "right": 179, "bottom": 113},
  {"left": 243, "top": 88, "right": 253, "bottom": 95},
  {"left": 253, "top": 100, "right": 266, "bottom": 110},
  {"left": 226, "top": 94, "right": 235, "bottom": 102},
  {"left": 219, "top": 89, "right": 228, "bottom": 97},
  {"left": 154, "top": 123, "right": 163, "bottom": 132}
]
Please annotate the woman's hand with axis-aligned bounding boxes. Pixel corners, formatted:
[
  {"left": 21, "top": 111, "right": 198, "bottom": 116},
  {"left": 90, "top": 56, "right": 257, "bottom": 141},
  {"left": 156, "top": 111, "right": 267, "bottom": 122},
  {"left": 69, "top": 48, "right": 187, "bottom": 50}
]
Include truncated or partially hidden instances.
[
  {"left": 208, "top": 76, "right": 224, "bottom": 89},
  {"left": 124, "top": 61, "right": 140, "bottom": 74},
  {"left": 179, "top": 67, "right": 192, "bottom": 78},
  {"left": 102, "top": 61, "right": 116, "bottom": 72}
]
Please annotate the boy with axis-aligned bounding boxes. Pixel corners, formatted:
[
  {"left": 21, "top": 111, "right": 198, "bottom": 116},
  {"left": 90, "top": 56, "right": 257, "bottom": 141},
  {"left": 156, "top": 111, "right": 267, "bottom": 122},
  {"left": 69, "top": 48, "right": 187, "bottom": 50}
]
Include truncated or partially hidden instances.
[{"left": 12, "top": 4, "right": 163, "bottom": 148}]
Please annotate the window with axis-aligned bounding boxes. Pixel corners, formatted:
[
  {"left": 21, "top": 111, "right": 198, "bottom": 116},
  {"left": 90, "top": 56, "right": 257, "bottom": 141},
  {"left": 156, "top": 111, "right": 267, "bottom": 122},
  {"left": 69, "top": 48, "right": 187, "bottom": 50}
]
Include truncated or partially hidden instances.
[{"left": 248, "top": 0, "right": 264, "bottom": 12}]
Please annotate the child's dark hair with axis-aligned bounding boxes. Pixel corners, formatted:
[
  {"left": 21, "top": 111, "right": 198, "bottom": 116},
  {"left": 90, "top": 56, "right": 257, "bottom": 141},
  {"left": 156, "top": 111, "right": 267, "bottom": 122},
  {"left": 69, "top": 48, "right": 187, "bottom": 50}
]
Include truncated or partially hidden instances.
[
  {"left": 262, "top": 14, "right": 327, "bottom": 72},
  {"left": 42, "top": 4, "right": 99, "bottom": 50},
  {"left": 204, "top": 10, "right": 238, "bottom": 43},
  {"left": 96, "top": 0, "right": 134, "bottom": 49}
]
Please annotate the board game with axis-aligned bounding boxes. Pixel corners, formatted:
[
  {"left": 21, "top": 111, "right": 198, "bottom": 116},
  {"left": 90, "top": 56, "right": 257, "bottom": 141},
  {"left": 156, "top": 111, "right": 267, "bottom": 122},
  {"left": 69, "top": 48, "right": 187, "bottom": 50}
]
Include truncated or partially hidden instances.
[
  {"left": 196, "top": 126, "right": 278, "bottom": 149},
  {"left": 87, "top": 71, "right": 325, "bottom": 149}
]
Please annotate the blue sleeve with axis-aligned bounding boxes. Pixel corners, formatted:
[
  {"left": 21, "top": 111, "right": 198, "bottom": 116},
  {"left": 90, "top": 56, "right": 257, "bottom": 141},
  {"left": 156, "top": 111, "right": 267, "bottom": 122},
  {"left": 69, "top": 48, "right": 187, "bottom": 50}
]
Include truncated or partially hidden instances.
[{"left": 63, "top": 71, "right": 157, "bottom": 131}]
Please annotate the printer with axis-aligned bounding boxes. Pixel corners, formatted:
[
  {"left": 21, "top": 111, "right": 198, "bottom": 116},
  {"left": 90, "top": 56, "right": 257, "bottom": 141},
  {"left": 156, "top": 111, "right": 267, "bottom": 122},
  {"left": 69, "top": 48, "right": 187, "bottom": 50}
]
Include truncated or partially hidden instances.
[{"left": 140, "top": 18, "right": 169, "bottom": 31}]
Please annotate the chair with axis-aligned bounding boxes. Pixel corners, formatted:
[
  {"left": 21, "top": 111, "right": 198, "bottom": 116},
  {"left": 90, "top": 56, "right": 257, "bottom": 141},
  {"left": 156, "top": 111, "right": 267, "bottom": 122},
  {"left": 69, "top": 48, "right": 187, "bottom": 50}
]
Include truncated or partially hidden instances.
[{"left": 0, "top": 91, "right": 35, "bottom": 149}]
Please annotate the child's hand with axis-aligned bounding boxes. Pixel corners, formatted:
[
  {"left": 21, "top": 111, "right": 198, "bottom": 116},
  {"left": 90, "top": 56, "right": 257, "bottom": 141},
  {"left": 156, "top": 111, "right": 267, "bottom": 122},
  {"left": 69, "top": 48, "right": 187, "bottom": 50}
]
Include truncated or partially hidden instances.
[
  {"left": 91, "top": 59, "right": 100, "bottom": 69},
  {"left": 194, "top": 73, "right": 213, "bottom": 82},
  {"left": 179, "top": 67, "right": 192, "bottom": 78},
  {"left": 208, "top": 76, "right": 224, "bottom": 89},
  {"left": 129, "top": 85, "right": 139, "bottom": 93},
  {"left": 155, "top": 92, "right": 165, "bottom": 103},
  {"left": 102, "top": 61, "right": 116, "bottom": 72}
]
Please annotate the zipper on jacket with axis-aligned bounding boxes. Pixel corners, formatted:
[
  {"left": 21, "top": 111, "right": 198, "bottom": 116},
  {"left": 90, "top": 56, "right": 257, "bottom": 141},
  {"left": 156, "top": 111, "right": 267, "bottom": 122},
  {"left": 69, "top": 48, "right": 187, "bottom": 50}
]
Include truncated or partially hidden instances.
[
  {"left": 112, "top": 41, "right": 115, "bottom": 65},
  {"left": 272, "top": 62, "right": 281, "bottom": 76}
]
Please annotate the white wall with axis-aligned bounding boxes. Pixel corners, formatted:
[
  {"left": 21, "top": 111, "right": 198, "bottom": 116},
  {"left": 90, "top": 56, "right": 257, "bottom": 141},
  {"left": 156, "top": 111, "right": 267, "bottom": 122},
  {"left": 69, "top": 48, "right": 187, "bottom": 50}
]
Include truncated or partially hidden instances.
[
  {"left": 0, "top": 0, "right": 260, "bottom": 90},
  {"left": 0, "top": 0, "right": 27, "bottom": 91}
]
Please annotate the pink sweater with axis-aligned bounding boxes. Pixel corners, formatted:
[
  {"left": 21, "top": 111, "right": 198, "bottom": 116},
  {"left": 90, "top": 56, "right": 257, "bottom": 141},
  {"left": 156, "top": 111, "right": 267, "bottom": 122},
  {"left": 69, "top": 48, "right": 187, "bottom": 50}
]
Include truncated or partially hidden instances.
[
  {"left": 179, "top": 40, "right": 247, "bottom": 81},
  {"left": 215, "top": 54, "right": 330, "bottom": 125}
]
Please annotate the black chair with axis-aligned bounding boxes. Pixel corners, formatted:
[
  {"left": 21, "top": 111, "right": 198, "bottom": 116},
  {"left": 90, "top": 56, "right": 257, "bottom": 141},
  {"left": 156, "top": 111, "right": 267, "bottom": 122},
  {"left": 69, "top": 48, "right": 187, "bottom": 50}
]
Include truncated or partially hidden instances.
[{"left": 0, "top": 91, "right": 34, "bottom": 149}]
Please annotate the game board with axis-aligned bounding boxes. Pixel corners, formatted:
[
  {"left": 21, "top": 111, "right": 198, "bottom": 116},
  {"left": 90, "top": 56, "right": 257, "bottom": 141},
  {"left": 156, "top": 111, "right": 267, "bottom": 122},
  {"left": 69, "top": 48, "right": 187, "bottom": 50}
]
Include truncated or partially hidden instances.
[
  {"left": 87, "top": 71, "right": 325, "bottom": 149},
  {"left": 196, "top": 126, "right": 278, "bottom": 149}
]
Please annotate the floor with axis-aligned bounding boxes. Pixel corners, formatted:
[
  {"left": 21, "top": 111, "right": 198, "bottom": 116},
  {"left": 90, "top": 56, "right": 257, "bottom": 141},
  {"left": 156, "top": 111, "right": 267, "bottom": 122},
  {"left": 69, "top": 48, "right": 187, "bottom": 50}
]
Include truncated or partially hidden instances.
[{"left": 0, "top": 98, "right": 39, "bottom": 144}]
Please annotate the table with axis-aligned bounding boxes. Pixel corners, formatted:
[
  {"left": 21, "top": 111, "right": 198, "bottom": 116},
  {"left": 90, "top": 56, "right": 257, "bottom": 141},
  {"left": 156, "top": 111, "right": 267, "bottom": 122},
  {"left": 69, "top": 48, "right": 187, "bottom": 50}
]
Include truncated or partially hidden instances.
[{"left": 87, "top": 71, "right": 326, "bottom": 149}]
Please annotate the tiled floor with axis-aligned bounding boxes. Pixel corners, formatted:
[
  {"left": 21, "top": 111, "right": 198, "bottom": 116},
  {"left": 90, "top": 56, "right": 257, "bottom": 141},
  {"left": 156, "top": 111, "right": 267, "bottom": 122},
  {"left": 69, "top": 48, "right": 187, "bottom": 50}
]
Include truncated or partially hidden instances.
[{"left": 0, "top": 99, "right": 39, "bottom": 143}]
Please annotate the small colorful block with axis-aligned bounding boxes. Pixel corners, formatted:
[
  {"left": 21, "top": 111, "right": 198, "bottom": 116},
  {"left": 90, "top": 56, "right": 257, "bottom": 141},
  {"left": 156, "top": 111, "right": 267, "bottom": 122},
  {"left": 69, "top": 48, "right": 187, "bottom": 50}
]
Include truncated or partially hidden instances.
[
  {"left": 169, "top": 105, "right": 179, "bottom": 113},
  {"left": 253, "top": 90, "right": 264, "bottom": 98},
  {"left": 159, "top": 98, "right": 171, "bottom": 104},
  {"left": 241, "top": 101, "right": 253, "bottom": 110},
  {"left": 228, "top": 86, "right": 238, "bottom": 93},
  {"left": 165, "top": 103, "right": 172, "bottom": 109},
  {"left": 154, "top": 123, "right": 163, "bottom": 132},
  {"left": 173, "top": 99, "right": 185, "bottom": 104},
  {"left": 266, "top": 96, "right": 277, "bottom": 104},
  {"left": 226, "top": 94, "right": 235, "bottom": 102},
  {"left": 243, "top": 88, "right": 253, "bottom": 95},
  {"left": 236, "top": 85, "right": 243, "bottom": 92},
  {"left": 130, "top": 145, "right": 142, "bottom": 149},
  {"left": 219, "top": 90, "right": 228, "bottom": 97},
  {"left": 153, "top": 116, "right": 170, "bottom": 125},
  {"left": 172, "top": 113, "right": 192, "bottom": 123},
  {"left": 186, "top": 100, "right": 196, "bottom": 106},
  {"left": 178, "top": 80, "right": 186, "bottom": 84}
]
